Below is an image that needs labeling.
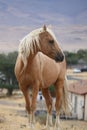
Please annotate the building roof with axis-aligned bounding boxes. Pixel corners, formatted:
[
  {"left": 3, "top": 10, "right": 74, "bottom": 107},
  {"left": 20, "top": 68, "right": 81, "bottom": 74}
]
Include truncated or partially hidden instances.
[{"left": 68, "top": 80, "right": 87, "bottom": 95}]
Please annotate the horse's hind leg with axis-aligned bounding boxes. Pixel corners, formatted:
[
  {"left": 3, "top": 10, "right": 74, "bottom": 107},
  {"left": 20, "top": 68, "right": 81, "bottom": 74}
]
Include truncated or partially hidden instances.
[
  {"left": 21, "top": 83, "right": 39, "bottom": 129},
  {"left": 19, "top": 85, "right": 32, "bottom": 127},
  {"left": 54, "top": 80, "right": 64, "bottom": 130},
  {"left": 20, "top": 85, "right": 31, "bottom": 113},
  {"left": 42, "top": 88, "right": 53, "bottom": 129},
  {"left": 31, "top": 84, "right": 39, "bottom": 123}
]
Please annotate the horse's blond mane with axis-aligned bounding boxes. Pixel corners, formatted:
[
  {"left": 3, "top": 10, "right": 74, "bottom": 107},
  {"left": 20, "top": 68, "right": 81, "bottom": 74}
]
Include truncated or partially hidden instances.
[
  {"left": 19, "top": 28, "right": 43, "bottom": 70},
  {"left": 18, "top": 27, "right": 57, "bottom": 71}
]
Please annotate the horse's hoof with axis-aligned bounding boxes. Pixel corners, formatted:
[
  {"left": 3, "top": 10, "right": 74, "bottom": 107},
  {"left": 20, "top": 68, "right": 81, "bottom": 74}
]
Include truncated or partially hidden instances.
[{"left": 28, "top": 123, "right": 35, "bottom": 129}]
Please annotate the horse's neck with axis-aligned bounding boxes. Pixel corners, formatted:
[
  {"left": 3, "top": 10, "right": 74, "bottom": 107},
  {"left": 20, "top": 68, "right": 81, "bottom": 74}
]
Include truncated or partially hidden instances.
[
  {"left": 27, "top": 54, "right": 35, "bottom": 64},
  {"left": 27, "top": 48, "right": 39, "bottom": 65},
  {"left": 24, "top": 44, "right": 40, "bottom": 70}
]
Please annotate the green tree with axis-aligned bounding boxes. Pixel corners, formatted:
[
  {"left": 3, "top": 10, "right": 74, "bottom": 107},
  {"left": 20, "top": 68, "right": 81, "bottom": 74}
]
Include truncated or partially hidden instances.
[
  {"left": 77, "top": 49, "right": 87, "bottom": 63},
  {"left": 64, "top": 49, "right": 87, "bottom": 66},
  {"left": 0, "top": 51, "right": 18, "bottom": 95},
  {"left": 64, "top": 51, "right": 78, "bottom": 65}
]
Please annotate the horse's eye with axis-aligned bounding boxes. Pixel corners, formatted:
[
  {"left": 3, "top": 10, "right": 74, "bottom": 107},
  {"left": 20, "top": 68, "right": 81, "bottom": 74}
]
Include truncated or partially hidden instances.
[{"left": 49, "top": 40, "right": 54, "bottom": 44}]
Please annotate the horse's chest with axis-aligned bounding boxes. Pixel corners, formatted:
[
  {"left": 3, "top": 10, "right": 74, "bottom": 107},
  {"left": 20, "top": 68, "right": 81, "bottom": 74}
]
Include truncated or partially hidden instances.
[{"left": 42, "top": 65, "right": 59, "bottom": 87}]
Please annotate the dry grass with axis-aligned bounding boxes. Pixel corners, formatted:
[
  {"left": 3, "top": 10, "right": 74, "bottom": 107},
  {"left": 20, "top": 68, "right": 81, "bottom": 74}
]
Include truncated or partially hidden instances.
[
  {"left": 67, "top": 69, "right": 87, "bottom": 85},
  {"left": 67, "top": 69, "right": 87, "bottom": 78},
  {"left": 0, "top": 95, "right": 87, "bottom": 130}
]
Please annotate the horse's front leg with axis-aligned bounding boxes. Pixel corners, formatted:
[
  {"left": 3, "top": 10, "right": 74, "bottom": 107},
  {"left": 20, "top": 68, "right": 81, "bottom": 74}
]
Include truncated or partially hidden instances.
[
  {"left": 42, "top": 88, "right": 53, "bottom": 130},
  {"left": 54, "top": 80, "right": 64, "bottom": 130}
]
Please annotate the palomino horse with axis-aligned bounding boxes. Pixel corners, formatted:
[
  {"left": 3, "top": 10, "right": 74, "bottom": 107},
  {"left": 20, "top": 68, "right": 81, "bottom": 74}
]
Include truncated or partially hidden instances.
[{"left": 15, "top": 25, "right": 69, "bottom": 130}]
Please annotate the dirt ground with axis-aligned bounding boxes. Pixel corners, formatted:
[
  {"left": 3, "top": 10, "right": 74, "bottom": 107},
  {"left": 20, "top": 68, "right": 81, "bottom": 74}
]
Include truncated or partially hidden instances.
[{"left": 0, "top": 94, "right": 87, "bottom": 130}]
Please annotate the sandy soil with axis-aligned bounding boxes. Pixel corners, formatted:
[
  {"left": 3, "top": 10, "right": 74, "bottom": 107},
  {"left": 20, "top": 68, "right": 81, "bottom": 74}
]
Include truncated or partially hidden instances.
[{"left": 0, "top": 95, "right": 87, "bottom": 130}]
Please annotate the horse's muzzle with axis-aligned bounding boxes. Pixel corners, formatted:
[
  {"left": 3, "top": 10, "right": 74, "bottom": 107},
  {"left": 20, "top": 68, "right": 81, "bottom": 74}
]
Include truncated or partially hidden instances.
[{"left": 55, "top": 52, "right": 64, "bottom": 62}]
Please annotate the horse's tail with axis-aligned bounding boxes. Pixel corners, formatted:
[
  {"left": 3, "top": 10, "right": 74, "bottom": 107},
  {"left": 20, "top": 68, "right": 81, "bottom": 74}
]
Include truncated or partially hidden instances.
[{"left": 61, "top": 76, "right": 71, "bottom": 115}]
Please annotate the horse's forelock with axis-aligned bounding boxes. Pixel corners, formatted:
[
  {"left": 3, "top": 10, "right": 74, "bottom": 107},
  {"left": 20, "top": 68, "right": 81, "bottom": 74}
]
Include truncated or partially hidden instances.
[{"left": 47, "top": 28, "right": 57, "bottom": 42}]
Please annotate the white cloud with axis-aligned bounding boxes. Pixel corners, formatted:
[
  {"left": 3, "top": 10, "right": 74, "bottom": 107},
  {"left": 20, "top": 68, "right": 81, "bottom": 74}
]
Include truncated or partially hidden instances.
[
  {"left": 7, "top": 6, "right": 30, "bottom": 18},
  {"left": 0, "top": 25, "right": 87, "bottom": 53},
  {"left": 53, "top": 25, "right": 87, "bottom": 51},
  {"left": 0, "top": 26, "right": 33, "bottom": 53},
  {"left": 75, "top": 9, "right": 87, "bottom": 24}
]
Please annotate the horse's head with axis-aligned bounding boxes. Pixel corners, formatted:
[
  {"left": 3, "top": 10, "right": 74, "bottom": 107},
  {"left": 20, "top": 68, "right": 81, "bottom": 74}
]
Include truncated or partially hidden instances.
[{"left": 39, "top": 25, "right": 64, "bottom": 62}]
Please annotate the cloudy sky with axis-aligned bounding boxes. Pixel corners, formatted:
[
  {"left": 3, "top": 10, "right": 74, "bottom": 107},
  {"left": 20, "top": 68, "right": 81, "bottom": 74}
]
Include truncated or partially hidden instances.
[{"left": 0, "top": 0, "right": 87, "bottom": 52}]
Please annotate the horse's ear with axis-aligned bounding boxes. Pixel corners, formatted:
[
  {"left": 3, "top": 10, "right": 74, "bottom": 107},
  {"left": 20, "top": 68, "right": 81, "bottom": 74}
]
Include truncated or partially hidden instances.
[{"left": 43, "top": 25, "right": 47, "bottom": 31}]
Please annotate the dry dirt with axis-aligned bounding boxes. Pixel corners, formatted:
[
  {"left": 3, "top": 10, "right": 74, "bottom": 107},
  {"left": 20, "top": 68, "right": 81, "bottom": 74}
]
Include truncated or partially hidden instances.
[
  {"left": 67, "top": 69, "right": 87, "bottom": 84},
  {"left": 0, "top": 94, "right": 87, "bottom": 130}
]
